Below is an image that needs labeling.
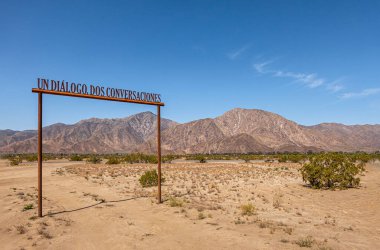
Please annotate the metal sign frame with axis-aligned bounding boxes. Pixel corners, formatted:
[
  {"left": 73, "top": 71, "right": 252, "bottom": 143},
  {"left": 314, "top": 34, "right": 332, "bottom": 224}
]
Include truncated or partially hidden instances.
[{"left": 32, "top": 85, "right": 164, "bottom": 217}]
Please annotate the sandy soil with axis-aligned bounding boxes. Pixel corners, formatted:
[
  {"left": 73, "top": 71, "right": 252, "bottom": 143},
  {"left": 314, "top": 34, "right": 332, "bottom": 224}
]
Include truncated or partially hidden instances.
[{"left": 1, "top": 159, "right": 379, "bottom": 250}]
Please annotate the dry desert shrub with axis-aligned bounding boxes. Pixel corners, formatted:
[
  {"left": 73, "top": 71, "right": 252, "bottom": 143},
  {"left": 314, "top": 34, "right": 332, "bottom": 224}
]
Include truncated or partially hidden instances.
[
  {"left": 283, "top": 227, "right": 293, "bottom": 235},
  {"left": 272, "top": 191, "right": 283, "bottom": 209},
  {"left": 9, "top": 157, "right": 22, "bottom": 166},
  {"left": 295, "top": 236, "right": 314, "bottom": 248},
  {"left": 106, "top": 157, "right": 120, "bottom": 165},
  {"left": 38, "top": 228, "right": 53, "bottom": 239},
  {"left": 198, "top": 212, "right": 206, "bottom": 220},
  {"left": 16, "top": 225, "right": 27, "bottom": 234},
  {"left": 69, "top": 154, "right": 83, "bottom": 161},
  {"left": 240, "top": 203, "right": 256, "bottom": 216},
  {"left": 86, "top": 156, "right": 102, "bottom": 164},
  {"left": 83, "top": 192, "right": 105, "bottom": 202},
  {"left": 280, "top": 238, "right": 290, "bottom": 243},
  {"left": 258, "top": 220, "right": 271, "bottom": 229},
  {"left": 169, "top": 197, "right": 183, "bottom": 207}
]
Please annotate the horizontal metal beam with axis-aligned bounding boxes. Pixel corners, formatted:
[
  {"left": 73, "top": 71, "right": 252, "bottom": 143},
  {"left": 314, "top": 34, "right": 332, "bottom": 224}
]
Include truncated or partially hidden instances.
[{"left": 32, "top": 88, "right": 165, "bottom": 106}]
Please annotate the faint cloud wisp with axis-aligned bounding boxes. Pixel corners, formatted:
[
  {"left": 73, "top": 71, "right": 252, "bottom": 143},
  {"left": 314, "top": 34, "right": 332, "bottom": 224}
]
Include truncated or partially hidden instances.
[
  {"left": 253, "top": 61, "right": 325, "bottom": 88},
  {"left": 273, "top": 71, "right": 324, "bottom": 88},
  {"left": 341, "top": 88, "right": 380, "bottom": 99},
  {"left": 326, "top": 79, "right": 345, "bottom": 93},
  {"left": 253, "top": 61, "right": 273, "bottom": 73},
  {"left": 227, "top": 45, "right": 250, "bottom": 60},
  {"left": 253, "top": 59, "right": 379, "bottom": 102}
]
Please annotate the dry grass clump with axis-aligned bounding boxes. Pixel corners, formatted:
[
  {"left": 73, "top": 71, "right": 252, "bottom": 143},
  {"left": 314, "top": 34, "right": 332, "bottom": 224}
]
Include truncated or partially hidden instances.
[
  {"left": 198, "top": 212, "right": 206, "bottom": 220},
  {"left": 272, "top": 191, "right": 283, "bottom": 209},
  {"left": 169, "top": 197, "right": 183, "bottom": 207},
  {"left": 283, "top": 227, "right": 293, "bottom": 235},
  {"left": 83, "top": 192, "right": 105, "bottom": 202},
  {"left": 294, "top": 236, "right": 314, "bottom": 248},
  {"left": 258, "top": 220, "right": 271, "bottom": 229},
  {"left": 240, "top": 203, "right": 256, "bottom": 216},
  {"left": 280, "top": 238, "right": 290, "bottom": 243},
  {"left": 16, "top": 225, "right": 27, "bottom": 234},
  {"left": 38, "top": 228, "right": 53, "bottom": 239}
]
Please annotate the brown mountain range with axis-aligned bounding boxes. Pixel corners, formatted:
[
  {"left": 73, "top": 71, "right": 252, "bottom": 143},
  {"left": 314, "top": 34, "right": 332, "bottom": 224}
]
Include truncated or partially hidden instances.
[
  {"left": 1, "top": 108, "right": 379, "bottom": 154},
  {"left": 0, "top": 112, "right": 177, "bottom": 154}
]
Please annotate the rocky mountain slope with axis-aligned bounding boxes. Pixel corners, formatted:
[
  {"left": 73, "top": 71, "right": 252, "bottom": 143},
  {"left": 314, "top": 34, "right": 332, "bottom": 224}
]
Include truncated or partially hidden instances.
[
  {"left": 140, "top": 108, "right": 380, "bottom": 154},
  {"left": 0, "top": 112, "right": 177, "bottom": 153},
  {"left": 1, "top": 108, "right": 379, "bottom": 154}
]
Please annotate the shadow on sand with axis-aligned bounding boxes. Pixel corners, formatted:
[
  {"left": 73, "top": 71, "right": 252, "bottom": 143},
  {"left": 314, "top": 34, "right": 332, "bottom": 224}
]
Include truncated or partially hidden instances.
[{"left": 45, "top": 196, "right": 145, "bottom": 217}]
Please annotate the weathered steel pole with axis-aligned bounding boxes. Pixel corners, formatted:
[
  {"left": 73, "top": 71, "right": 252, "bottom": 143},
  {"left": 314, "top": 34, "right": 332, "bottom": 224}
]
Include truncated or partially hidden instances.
[
  {"left": 38, "top": 93, "right": 43, "bottom": 217},
  {"left": 157, "top": 105, "right": 162, "bottom": 203}
]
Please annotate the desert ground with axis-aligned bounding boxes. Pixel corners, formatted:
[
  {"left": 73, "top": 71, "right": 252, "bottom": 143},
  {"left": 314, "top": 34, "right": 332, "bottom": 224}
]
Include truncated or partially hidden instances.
[{"left": 1, "top": 159, "right": 379, "bottom": 250}]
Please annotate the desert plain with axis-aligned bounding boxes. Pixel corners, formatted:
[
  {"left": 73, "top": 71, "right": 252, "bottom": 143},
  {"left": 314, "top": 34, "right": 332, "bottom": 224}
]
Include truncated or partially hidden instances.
[{"left": 1, "top": 159, "right": 379, "bottom": 250}]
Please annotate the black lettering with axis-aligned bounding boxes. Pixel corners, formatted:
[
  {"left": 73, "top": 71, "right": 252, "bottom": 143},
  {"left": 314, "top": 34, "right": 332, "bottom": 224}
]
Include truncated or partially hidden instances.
[
  {"left": 42, "top": 79, "right": 49, "bottom": 90},
  {"left": 50, "top": 80, "right": 58, "bottom": 91},
  {"left": 82, "top": 84, "right": 88, "bottom": 94},
  {"left": 90, "top": 85, "right": 95, "bottom": 95},
  {"left": 110, "top": 88, "right": 115, "bottom": 97},
  {"left": 59, "top": 82, "right": 65, "bottom": 92},
  {"left": 37, "top": 78, "right": 41, "bottom": 89},
  {"left": 115, "top": 89, "right": 122, "bottom": 98},
  {"left": 71, "top": 83, "right": 77, "bottom": 93}
]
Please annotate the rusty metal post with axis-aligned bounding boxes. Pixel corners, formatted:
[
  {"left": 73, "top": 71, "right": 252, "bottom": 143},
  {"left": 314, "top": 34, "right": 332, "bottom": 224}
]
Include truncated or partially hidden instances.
[
  {"left": 38, "top": 93, "right": 43, "bottom": 217},
  {"left": 157, "top": 105, "right": 162, "bottom": 203}
]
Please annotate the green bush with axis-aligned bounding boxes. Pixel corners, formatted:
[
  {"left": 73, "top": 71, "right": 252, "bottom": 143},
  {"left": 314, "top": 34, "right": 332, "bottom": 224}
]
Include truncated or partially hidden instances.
[
  {"left": 199, "top": 157, "right": 207, "bottom": 163},
  {"left": 86, "top": 156, "right": 102, "bottom": 164},
  {"left": 300, "top": 154, "right": 365, "bottom": 189},
  {"left": 106, "top": 157, "right": 120, "bottom": 165},
  {"left": 42, "top": 154, "right": 56, "bottom": 161},
  {"left": 124, "top": 153, "right": 158, "bottom": 164},
  {"left": 239, "top": 155, "right": 253, "bottom": 163},
  {"left": 163, "top": 155, "right": 178, "bottom": 163},
  {"left": 185, "top": 155, "right": 208, "bottom": 163},
  {"left": 70, "top": 154, "right": 83, "bottom": 161},
  {"left": 278, "top": 156, "right": 287, "bottom": 163},
  {"left": 139, "top": 170, "right": 165, "bottom": 188},
  {"left": 23, "top": 204, "right": 34, "bottom": 211},
  {"left": 277, "top": 154, "right": 305, "bottom": 163},
  {"left": 25, "top": 154, "right": 38, "bottom": 162},
  {"left": 9, "top": 157, "right": 22, "bottom": 166}
]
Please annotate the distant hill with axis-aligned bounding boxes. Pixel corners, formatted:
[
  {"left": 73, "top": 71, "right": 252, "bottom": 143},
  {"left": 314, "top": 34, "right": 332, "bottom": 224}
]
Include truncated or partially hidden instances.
[
  {"left": 139, "top": 108, "right": 380, "bottom": 154},
  {"left": 1, "top": 108, "right": 380, "bottom": 154},
  {"left": 0, "top": 112, "right": 177, "bottom": 154}
]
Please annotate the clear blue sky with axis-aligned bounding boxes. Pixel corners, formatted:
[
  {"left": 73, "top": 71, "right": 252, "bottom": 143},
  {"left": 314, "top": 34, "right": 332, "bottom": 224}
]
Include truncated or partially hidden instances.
[{"left": 1, "top": 0, "right": 379, "bottom": 130}]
